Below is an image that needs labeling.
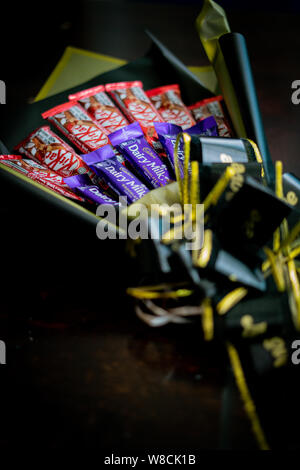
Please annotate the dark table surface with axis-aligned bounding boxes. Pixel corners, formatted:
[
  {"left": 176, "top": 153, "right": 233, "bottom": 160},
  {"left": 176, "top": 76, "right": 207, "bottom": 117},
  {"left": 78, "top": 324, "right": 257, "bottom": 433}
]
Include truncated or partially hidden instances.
[{"left": 1, "top": 0, "right": 300, "bottom": 450}]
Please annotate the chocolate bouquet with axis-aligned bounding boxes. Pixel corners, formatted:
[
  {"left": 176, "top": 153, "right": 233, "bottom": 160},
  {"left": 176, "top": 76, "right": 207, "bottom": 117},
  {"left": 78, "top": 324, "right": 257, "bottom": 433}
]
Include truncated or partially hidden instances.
[{"left": 0, "top": 0, "right": 299, "bottom": 449}]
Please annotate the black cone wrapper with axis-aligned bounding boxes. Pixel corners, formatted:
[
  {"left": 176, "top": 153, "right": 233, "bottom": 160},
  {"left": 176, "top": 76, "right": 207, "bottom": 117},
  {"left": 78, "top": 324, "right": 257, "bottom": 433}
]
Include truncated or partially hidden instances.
[{"left": 219, "top": 33, "right": 275, "bottom": 186}]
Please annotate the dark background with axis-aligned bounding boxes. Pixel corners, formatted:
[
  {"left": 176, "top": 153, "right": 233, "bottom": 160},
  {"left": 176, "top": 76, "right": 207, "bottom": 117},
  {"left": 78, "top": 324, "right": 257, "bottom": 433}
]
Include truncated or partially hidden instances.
[{"left": 0, "top": 0, "right": 299, "bottom": 450}]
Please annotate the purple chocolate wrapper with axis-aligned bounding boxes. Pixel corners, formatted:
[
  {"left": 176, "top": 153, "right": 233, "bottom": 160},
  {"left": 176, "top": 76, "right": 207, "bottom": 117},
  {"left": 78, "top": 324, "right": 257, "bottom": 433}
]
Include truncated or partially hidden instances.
[
  {"left": 64, "top": 174, "right": 121, "bottom": 206},
  {"left": 154, "top": 122, "right": 183, "bottom": 176},
  {"left": 109, "top": 122, "right": 173, "bottom": 189},
  {"left": 154, "top": 116, "right": 218, "bottom": 177},
  {"left": 186, "top": 115, "right": 218, "bottom": 138},
  {"left": 82, "top": 144, "right": 125, "bottom": 165},
  {"left": 82, "top": 152, "right": 149, "bottom": 204}
]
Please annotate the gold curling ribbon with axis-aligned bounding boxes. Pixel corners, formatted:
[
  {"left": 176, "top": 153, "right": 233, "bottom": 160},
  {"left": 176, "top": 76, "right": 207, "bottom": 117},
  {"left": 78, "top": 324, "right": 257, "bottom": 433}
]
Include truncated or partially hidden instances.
[
  {"left": 191, "top": 160, "right": 201, "bottom": 265},
  {"left": 161, "top": 218, "right": 185, "bottom": 245},
  {"left": 194, "top": 164, "right": 239, "bottom": 253},
  {"left": 174, "top": 131, "right": 192, "bottom": 206},
  {"left": 286, "top": 260, "right": 300, "bottom": 330},
  {"left": 262, "top": 160, "right": 283, "bottom": 273},
  {"left": 262, "top": 161, "right": 299, "bottom": 294},
  {"left": 183, "top": 134, "right": 192, "bottom": 206},
  {"left": 273, "top": 161, "right": 300, "bottom": 330},
  {"left": 217, "top": 287, "right": 248, "bottom": 315},
  {"left": 126, "top": 283, "right": 193, "bottom": 300},
  {"left": 196, "top": 229, "right": 213, "bottom": 268},
  {"left": 174, "top": 133, "right": 237, "bottom": 214},
  {"left": 289, "top": 245, "right": 300, "bottom": 260},
  {"left": 262, "top": 161, "right": 289, "bottom": 275},
  {"left": 173, "top": 132, "right": 200, "bottom": 209},
  {"left": 273, "top": 161, "right": 283, "bottom": 252},
  {"left": 202, "top": 165, "right": 236, "bottom": 212},
  {"left": 275, "top": 160, "right": 284, "bottom": 199},
  {"left": 172, "top": 143, "right": 240, "bottom": 258},
  {"left": 246, "top": 138, "right": 265, "bottom": 181},
  {"left": 175, "top": 153, "right": 238, "bottom": 267},
  {"left": 280, "top": 220, "right": 300, "bottom": 253},
  {"left": 263, "top": 246, "right": 285, "bottom": 292},
  {"left": 190, "top": 161, "right": 200, "bottom": 216},
  {"left": 201, "top": 298, "right": 214, "bottom": 341},
  {"left": 227, "top": 342, "right": 270, "bottom": 450},
  {"left": 164, "top": 135, "right": 200, "bottom": 245},
  {"left": 263, "top": 246, "right": 300, "bottom": 273}
]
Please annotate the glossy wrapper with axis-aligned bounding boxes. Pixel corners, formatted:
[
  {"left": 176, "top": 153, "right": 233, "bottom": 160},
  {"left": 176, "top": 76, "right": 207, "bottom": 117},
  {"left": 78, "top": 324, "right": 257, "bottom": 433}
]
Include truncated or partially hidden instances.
[
  {"left": 154, "top": 116, "right": 218, "bottom": 176},
  {"left": 105, "top": 81, "right": 165, "bottom": 153},
  {"left": 146, "top": 84, "right": 196, "bottom": 129},
  {"left": 15, "top": 126, "right": 91, "bottom": 178},
  {"left": 64, "top": 173, "right": 121, "bottom": 206},
  {"left": 188, "top": 95, "right": 233, "bottom": 137},
  {"left": 83, "top": 143, "right": 126, "bottom": 167},
  {"left": 0, "top": 155, "right": 84, "bottom": 201},
  {"left": 197, "top": 161, "right": 262, "bottom": 181},
  {"left": 109, "top": 122, "right": 173, "bottom": 189},
  {"left": 189, "top": 135, "right": 255, "bottom": 165},
  {"left": 69, "top": 85, "right": 129, "bottom": 134},
  {"left": 82, "top": 147, "right": 149, "bottom": 203},
  {"left": 42, "top": 101, "right": 110, "bottom": 153}
]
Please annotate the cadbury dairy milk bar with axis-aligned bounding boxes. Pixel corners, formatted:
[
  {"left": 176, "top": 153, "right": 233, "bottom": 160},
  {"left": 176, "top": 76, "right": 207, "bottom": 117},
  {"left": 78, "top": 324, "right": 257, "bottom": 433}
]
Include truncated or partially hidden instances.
[
  {"left": 154, "top": 116, "right": 218, "bottom": 177},
  {"left": 108, "top": 122, "right": 173, "bottom": 189},
  {"left": 81, "top": 145, "right": 149, "bottom": 203},
  {"left": 64, "top": 173, "right": 121, "bottom": 206}
]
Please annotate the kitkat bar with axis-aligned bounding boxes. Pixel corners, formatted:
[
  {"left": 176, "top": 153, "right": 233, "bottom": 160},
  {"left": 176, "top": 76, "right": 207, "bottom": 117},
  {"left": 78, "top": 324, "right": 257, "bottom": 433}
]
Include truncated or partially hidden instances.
[
  {"left": 15, "top": 126, "right": 91, "bottom": 178},
  {"left": 69, "top": 85, "right": 129, "bottom": 134},
  {"left": 0, "top": 155, "right": 84, "bottom": 202},
  {"left": 42, "top": 101, "right": 110, "bottom": 153},
  {"left": 105, "top": 81, "right": 165, "bottom": 148},
  {"left": 188, "top": 96, "right": 233, "bottom": 137},
  {"left": 146, "top": 84, "right": 195, "bottom": 130}
]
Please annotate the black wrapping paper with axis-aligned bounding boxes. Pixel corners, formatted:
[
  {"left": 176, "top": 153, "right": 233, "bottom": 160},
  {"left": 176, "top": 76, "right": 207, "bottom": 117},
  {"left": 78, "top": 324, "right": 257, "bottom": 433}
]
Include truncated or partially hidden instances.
[{"left": 0, "top": 33, "right": 212, "bottom": 152}]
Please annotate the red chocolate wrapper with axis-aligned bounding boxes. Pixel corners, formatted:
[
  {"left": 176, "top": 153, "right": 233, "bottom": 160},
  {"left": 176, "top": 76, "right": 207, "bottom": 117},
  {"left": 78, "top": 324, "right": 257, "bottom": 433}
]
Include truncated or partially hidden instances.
[
  {"left": 146, "top": 84, "right": 195, "bottom": 130},
  {"left": 15, "top": 126, "right": 91, "bottom": 178},
  {"left": 105, "top": 81, "right": 164, "bottom": 149},
  {"left": 0, "top": 155, "right": 84, "bottom": 201},
  {"left": 188, "top": 96, "right": 233, "bottom": 137},
  {"left": 42, "top": 101, "right": 110, "bottom": 153},
  {"left": 69, "top": 85, "right": 129, "bottom": 134}
]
